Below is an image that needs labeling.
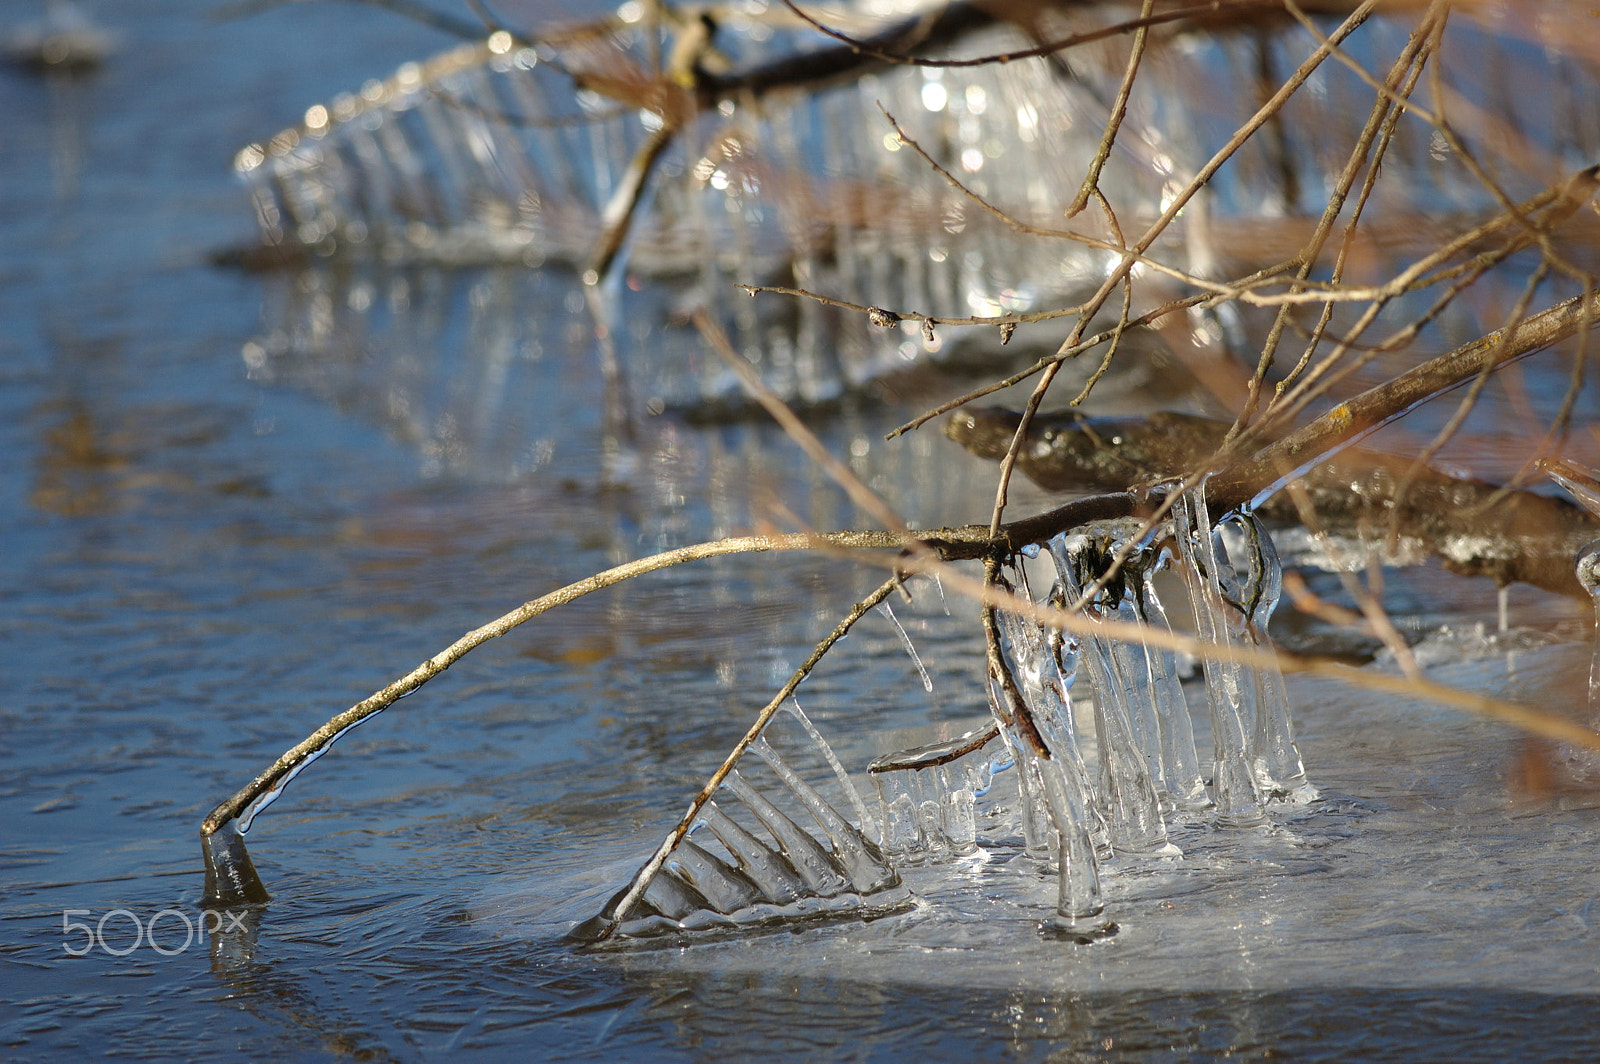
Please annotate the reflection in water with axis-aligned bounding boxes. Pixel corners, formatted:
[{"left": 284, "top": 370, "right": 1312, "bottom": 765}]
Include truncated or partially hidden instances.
[
  {"left": 598, "top": 966, "right": 1600, "bottom": 1061},
  {"left": 3, "top": 1, "right": 119, "bottom": 198},
  {"left": 241, "top": 257, "right": 1012, "bottom": 539}
]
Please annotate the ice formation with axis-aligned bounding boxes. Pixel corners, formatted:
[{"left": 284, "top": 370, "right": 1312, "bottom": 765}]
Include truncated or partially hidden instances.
[
  {"left": 868, "top": 725, "right": 1004, "bottom": 862},
  {"left": 576, "top": 487, "right": 1321, "bottom": 942},
  {"left": 228, "top": 11, "right": 1180, "bottom": 411},
  {"left": 861, "top": 487, "right": 1316, "bottom": 939},
  {"left": 570, "top": 701, "right": 909, "bottom": 942}
]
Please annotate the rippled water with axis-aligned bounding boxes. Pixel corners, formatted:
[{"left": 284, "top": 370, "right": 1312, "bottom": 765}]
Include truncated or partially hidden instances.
[{"left": 4, "top": 3, "right": 1600, "bottom": 1061}]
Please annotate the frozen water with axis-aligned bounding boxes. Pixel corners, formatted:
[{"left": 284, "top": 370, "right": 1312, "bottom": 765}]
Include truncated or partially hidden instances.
[
  {"left": 1216, "top": 513, "right": 1315, "bottom": 801},
  {"left": 1543, "top": 459, "right": 1600, "bottom": 730},
  {"left": 1175, "top": 483, "right": 1267, "bottom": 824},
  {"left": 573, "top": 701, "right": 905, "bottom": 941},
  {"left": 1580, "top": 544, "right": 1600, "bottom": 729},
  {"left": 1133, "top": 555, "right": 1211, "bottom": 808},
  {"left": 487, "top": 637, "right": 1600, "bottom": 1056},
  {"left": 868, "top": 726, "right": 1000, "bottom": 861},
  {"left": 1046, "top": 537, "right": 1171, "bottom": 853},
  {"left": 877, "top": 602, "right": 934, "bottom": 693}
]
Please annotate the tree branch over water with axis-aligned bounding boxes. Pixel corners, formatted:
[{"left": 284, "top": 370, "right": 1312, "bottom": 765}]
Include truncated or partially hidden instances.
[{"left": 202, "top": 269, "right": 1600, "bottom": 913}]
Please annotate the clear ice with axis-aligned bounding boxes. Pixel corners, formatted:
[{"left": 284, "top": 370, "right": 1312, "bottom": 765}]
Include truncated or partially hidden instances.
[
  {"left": 1174, "top": 483, "right": 1266, "bottom": 825},
  {"left": 1044, "top": 543, "right": 1171, "bottom": 854},
  {"left": 987, "top": 651, "right": 1111, "bottom": 937},
  {"left": 877, "top": 602, "right": 934, "bottom": 694},
  {"left": 868, "top": 726, "right": 1004, "bottom": 861},
  {"left": 1131, "top": 554, "right": 1210, "bottom": 809},
  {"left": 571, "top": 700, "right": 906, "bottom": 942},
  {"left": 1215, "top": 513, "right": 1315, "bottom": 801}
]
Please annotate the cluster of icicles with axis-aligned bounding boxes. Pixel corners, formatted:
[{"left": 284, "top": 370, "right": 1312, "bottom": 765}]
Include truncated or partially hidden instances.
[
  {"left": 579, "top": 485, "right": 1318, "bottom": 943},
  {"left": 882, "top": 487, "right": 1316, "bottom": 939}
]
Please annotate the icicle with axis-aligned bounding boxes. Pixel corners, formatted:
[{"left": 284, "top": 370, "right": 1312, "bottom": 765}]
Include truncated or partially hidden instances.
[
  {"left": 1075, "top": 628, "right": 1172, "bottom": 852},
  {"left": 235, "top": 710, "right": 383, "bottom": 833},
  {"left": 723, "top": 771, "right": 851, "bottom": 897},
  {"left": 748, "top": 740, "right": 899, "bottom": 895},
  {"left": 1045, "top": 538, "right": 1170, "bottom": 853},
  {"left": 641, "top": 868, "right": 714, "bottom": 920},
  {"left": 664, "top": 839, "right": 764, "bottom": 914},
  {"left": 1101, "top": 546, "right": 1172, "bottom": 805},
  {"left": 937, "top": 762, "right": 978, "bottom": 854},
  {"left": 991, "top": 592, "right": 1110, "bottom": 857},
  {"left": 868, "top": 726, "right": 998, "bottom": 861},
  {"left": 1134, "top": 554, "right": 1209, "bottom": 809},
  {"left": 1217, "top": 513, "right": 1315, "bottom": 801},
  {"left": 987, "top": 608, "right": 1115, "bottom": 939},
  {"left": 696, "top": 802, "right": 806, "bottom": 905},
  {"left": 1034, "top": 746, "right": 1114, "bottom": 941},
  {"left": 1579, "top": 544, "right": 1600, "bottom": 731},
  {"left": 988, "top": 676, "right": 1060, "bottom": 863},
  {"left": 575, "top": 679, "right": 913, "bottom": 941},
  {"left": 784, "top": 698, "right": 877, "bottom": 844},
  {"left": 872, "top": 768, "right": 932, "bottom": 859},
  {"left": 1541, "top": 460, "right": 1600, "bottom": 731},
  {"left": 877, "top": 602, "right": 934, "bottom": 693},
  {"left": 1173, "top": 482, "right": 1265, "bottom": 826}
]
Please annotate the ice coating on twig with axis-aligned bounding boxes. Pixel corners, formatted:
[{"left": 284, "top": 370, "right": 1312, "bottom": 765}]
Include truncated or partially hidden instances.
[
  {"left": 571, "top": 719, "right": 908, "bottom": 942},
  {"left": 576, "top": 491, "right": 1329, "bottom": 943},
  {"left": 877, "top": 602, "right": 934, "bottom": 693},
  {"left": 201, "top": 822, "right": 271, "bottom": 908},
  {"left": 868, "top": 725, "right": 1003, "bottom": 861}
]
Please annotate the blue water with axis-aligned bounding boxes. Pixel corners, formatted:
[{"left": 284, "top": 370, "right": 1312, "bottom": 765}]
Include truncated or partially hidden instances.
[{"left": 4, "top": 3, "right": 1600, "bottom": 1061}]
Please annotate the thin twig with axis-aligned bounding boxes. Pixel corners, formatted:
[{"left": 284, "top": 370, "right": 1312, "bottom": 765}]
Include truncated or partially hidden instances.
[
  {"left": 775, "top": 0, "right": 1322, "bottom": 73},
  {"left": 1067, "top": 0, "right": 1156, "bottom": 217},
  {"left": 202, "top": 529, "right": 902, "bottom": 835}
]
